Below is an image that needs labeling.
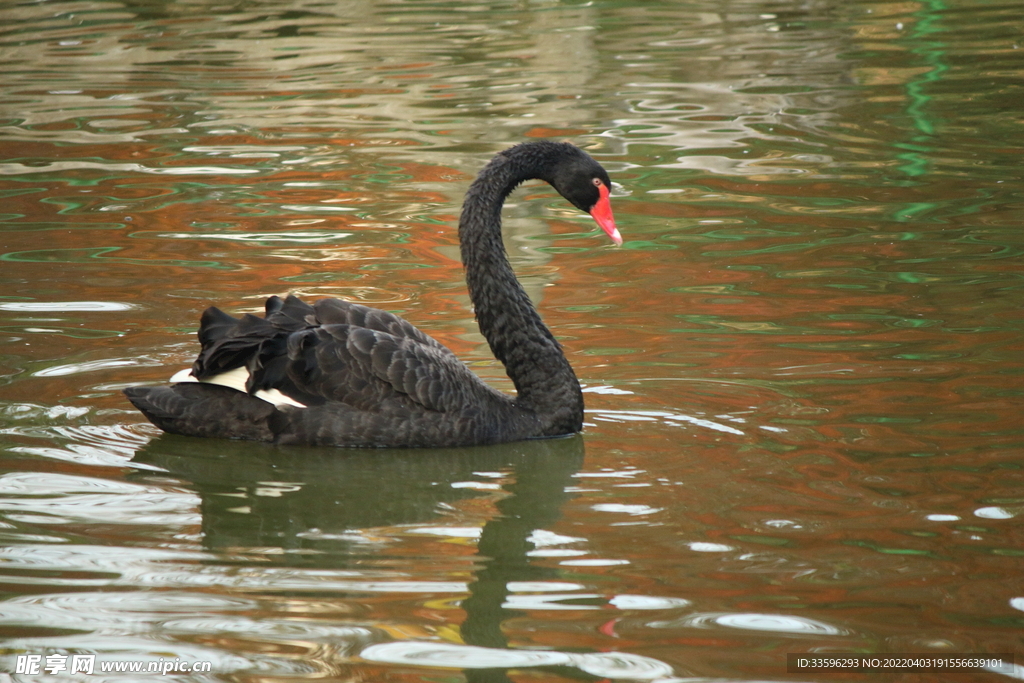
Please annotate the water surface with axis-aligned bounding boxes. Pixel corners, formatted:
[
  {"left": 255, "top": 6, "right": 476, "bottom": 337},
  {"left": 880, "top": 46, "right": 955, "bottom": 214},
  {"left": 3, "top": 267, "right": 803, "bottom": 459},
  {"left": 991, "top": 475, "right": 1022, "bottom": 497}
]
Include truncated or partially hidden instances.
[{"left": 2, "top": 0, "right": 1023, "bottom": 681}]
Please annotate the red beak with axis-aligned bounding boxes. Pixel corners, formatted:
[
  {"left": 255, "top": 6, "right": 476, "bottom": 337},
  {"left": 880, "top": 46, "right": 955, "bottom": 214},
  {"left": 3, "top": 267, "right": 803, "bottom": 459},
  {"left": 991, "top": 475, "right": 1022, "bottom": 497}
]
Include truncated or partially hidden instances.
[{"left": 591, "top": 182, "right": 622, "bottom": 246}]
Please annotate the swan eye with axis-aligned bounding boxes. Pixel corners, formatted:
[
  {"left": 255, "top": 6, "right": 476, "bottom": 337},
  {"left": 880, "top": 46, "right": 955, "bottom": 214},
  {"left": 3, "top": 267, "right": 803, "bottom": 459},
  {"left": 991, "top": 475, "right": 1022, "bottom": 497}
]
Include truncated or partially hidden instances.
[{"left": 592, "top": 177, "right": 602, "bottom": 187}]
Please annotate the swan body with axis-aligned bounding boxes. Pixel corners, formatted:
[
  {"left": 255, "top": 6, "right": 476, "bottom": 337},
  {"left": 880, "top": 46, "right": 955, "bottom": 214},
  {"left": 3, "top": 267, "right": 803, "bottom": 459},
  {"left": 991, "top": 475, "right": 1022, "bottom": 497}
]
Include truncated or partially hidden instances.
[{"left": 124, "top": 141, "right": 620, "bottom": 447}]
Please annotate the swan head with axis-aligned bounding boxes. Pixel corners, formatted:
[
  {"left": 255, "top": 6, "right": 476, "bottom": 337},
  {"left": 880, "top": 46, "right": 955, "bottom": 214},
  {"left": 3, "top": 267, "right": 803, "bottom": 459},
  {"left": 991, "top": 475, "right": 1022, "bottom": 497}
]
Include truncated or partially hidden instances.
[{"left": 547, "top": 144, "right": 622, "bottom": 246}]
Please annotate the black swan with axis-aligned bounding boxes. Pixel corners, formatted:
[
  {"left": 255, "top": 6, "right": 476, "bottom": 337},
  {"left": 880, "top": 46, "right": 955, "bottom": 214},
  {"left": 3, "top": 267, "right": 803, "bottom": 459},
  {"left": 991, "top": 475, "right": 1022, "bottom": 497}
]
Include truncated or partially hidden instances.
[{"left": 124, "top": 141, "right": 620, "bottom": 447}]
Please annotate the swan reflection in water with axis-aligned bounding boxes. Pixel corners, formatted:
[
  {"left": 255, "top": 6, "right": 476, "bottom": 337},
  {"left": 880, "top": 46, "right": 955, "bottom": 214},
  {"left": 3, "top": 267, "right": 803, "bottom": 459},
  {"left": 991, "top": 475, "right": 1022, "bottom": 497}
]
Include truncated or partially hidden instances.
[{"left": 131, "top": 435, "right": 674, "bottom": 680}]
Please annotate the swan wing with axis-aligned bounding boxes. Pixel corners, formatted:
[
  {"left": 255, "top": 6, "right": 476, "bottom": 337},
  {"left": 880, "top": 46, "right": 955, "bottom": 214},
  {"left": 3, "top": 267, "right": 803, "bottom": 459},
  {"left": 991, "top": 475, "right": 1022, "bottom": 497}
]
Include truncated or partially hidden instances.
[
  {"left": 311, "top": 297, "right": 453, "bottom": 354},
  {"left": 189, "top": 295, "right": 491, "bottom": 414},
  {"left": 283, "top": 323, "right": 489, "bottom": 414}
]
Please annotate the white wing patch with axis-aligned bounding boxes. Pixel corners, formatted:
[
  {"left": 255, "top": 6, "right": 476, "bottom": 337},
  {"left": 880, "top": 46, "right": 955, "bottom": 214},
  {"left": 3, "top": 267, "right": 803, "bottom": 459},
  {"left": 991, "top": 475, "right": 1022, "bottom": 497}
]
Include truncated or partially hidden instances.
[
  {"left": 254, "top": 388, "right": 307, "bottom": 408},
  {"left": 170, "top": 368, "right": 197, "bottom": 383},
  {"left": 202, "top": 366, "right": 249, "bottom": 393},
  {"left": 169, "top": 366, "right": 307, "bottom": 408}
]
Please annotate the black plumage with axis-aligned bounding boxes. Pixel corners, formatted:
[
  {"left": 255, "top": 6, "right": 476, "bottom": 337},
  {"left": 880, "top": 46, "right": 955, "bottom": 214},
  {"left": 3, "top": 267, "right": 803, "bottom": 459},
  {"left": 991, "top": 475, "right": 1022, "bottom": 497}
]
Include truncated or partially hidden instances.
[{"left": 124, "top": 141, "right": 620, "bottom": 447}]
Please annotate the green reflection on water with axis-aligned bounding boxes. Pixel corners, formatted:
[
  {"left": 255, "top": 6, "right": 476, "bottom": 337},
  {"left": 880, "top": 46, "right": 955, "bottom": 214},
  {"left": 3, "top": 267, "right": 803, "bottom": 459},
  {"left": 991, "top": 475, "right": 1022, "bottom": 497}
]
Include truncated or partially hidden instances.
[
  {"left": 621, "top": 240, "right": 674, "bottom": 251},
  {"left": 729, "top": 535, "right": 791, "bottom": 547},
  {"left": 895, "top": 0, "right": 949, "bottom": 180},
  {"left": 846, "top": 541, "right": 936, "bottom": 558}
]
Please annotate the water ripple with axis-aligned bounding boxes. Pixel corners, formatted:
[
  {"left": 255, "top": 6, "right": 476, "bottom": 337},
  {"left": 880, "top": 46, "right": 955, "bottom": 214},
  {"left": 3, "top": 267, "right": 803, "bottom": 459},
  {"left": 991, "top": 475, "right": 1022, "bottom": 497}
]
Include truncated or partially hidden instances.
[
  {"left": 155, "top": 230, "right": 354, "bottom": 243},
  {"left": 0, "top": 161, "right": 260, "bottom": 176},
  {"left": 4, "top": 424, "right": 151, "bottom": 468},
  {"left": 360, "top": 641, "right": 674, "bottom": 680},
  {"left": 590, "top": 409, "right": 745, "bottom": 435},
  {"left": 0, "top": 591, "right": 257, "bottom": 632},
  {"left": 0, "top": 300, "right": 135, "bottom": 312},
  {"left": 0, "top": 472, "right": 199, "bottom": 526},
  {"left": 651, "top": 612, "right": 848, "bottom": 637},
  {"left": 33, "top": 358, "right": 145, "bottom": 377}
]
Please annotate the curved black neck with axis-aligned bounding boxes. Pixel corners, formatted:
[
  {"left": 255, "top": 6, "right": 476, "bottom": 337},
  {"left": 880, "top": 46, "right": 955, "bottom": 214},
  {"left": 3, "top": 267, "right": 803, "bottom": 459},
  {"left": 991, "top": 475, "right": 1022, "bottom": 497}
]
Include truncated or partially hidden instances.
[{"left": 458, "top": 145, "right": 583, "bottom": 431}]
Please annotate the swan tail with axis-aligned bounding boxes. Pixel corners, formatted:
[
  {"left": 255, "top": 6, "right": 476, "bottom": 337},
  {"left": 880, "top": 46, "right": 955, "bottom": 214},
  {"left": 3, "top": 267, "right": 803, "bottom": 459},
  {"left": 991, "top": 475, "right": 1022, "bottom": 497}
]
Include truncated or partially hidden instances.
[{"left": 123, "top": 383, "right": 277, "bottom": 442}]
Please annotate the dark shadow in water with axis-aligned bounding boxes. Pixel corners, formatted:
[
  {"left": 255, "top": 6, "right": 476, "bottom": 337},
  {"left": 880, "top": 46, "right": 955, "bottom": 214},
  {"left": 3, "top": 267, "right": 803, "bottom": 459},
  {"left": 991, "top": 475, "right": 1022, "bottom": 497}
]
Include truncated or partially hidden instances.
[{"left": 131, "top": 435, "right": 586, "bottom": 682}]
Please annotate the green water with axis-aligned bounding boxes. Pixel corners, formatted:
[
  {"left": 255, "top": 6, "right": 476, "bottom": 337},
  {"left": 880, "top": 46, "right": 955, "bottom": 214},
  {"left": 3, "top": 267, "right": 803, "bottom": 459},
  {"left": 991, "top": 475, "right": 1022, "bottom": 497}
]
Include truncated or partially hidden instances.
[{"left": 1, "top": 0, "right": 1023, "bottom": 680}]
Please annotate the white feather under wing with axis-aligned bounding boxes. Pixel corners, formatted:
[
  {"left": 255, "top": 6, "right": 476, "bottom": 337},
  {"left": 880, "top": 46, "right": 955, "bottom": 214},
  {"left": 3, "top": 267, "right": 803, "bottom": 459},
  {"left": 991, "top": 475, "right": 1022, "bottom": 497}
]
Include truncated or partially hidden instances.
[
  {"left": 169, "top": 368, "right": 197, "bottom": 383},
  {"left": 168, "top": 366, "right": 307, "bottom": 408},
  {"left": 254, "top": 388, "right": 307, "bottom": 408}
]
